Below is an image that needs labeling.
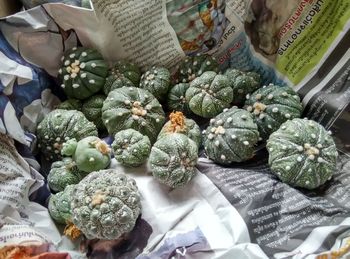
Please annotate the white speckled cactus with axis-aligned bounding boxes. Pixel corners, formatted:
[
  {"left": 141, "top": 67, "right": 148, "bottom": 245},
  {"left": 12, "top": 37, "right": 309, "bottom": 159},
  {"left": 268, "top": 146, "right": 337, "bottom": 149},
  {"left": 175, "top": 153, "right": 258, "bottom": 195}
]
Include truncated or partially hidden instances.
[
  {"left": 103, "top": 60, "right": 141, "bottom": 95},
  {"left": 149, "top": 133, "right": 198, "bottom": 188},
  {"left": 244, "top": 84, "right": 303, "bottom": 140},
  {"left": 186, "top": 71, "right": 233, "bottom": 118},
  {"left": 157, "top": 111, "right": 201, "bottom": 147},
  {"left": 36, "top": 109, "right": 98, "bottom": 161},
  {"left": 58, "top": 47, "right": 108, "bottom": 100},
  {"left": 112, "top": 129, "right": 151, "bottom": 167},
  {"left": 82, "top": 94, "right": 106, "bottom": 131},
  {"left": 102, "top": 87, "right": 165, "bottom": 143},
  {"left": 203, "top": 107, "right": 260, "bottom": 164},
  {"left": 224, "top": 68, "right": 261, "bottom": 105},
  {"left": 47, "top": 157, "right": 87, "bottom": 193},
  {"left": 61, "top": 136, "right": 111, "bottom": 173},
  {"left": 167, "top": 83, "right": 193, "bottom": 116},
  {"left": 176, "top": 54, "right": 219, "bottom": 83},
  {"left": 48, "top": 184, "right": 75, "bottom": 224},
  {"left": 71, "top": 169, "right": 141, "bottom": 240},
  {"left": 267, "top": 118, "right": 338, "bottom": 189},
  {"left": 140, "top": 67, "right": 171, "bottom": 101}
]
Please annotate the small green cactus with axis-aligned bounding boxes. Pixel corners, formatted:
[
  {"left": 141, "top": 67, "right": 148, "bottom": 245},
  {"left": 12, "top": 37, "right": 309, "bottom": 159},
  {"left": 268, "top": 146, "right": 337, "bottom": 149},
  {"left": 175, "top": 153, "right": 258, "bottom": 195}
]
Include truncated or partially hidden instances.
[
  {"left": 82, "top": 94, "right": 106, "bottom": 131},
  {"left": 267, "top": 118, "right": 338, "bottom": 189},
  {"left": 112, "top": 129, "right": 151, "bottom": 167},
  {"left": 167, "top": 83, "right": 192, "bottom": 116},
  {"left": 203, "top": 107, "right": 260, "bottom": 164},
  {"left": 57, "top": 99, "right": 82, "bottom": 111},
  {"left": 140, "top": 67, "right": 171, "bottom": 101},
  {"left": 71, "top": 169, "right": 141, "bottom": 240},
  {"left": 48, "top": 184, "right": 75, "bottom": 224},
  {"left": 149, "top": 133, "right": 198, "bottom": 188},
  {"left": 186, "top": 71, "right": 233, "bottom": 118}
]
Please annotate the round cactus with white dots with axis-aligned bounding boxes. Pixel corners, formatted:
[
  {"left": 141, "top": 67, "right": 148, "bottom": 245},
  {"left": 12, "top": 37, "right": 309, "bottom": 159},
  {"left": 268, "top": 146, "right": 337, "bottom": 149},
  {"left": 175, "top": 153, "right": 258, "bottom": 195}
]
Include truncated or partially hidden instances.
[
  {"left": 58, "top": 47, "right": 108, "bottom": 100},
  {"left": 157, "top": 111, "right": 201, "bottom": 147},
  {"left": 185, "top": 71, "right": 233, "bottom": 118},
  {"left": 103, "top": 60, "right": 141, "bottom": 95},
  {"left": 176, "top": 54, "right": 219, "bottom": 83},
  {"left": 57, "top": 99, "right": 82, "bottom": 111},
  {"left": 102, "top": 87, "right": 165, "bottom": 143},
  {"left": 48, "top": 184, "right": 75, "bottom": 224},
  {"left": 71, "top": 169, "right": 141, "bottom": 240},
  {"left": 267, "top": 118, "right": 338, "bottom": 189},
  {"left": 203, "top": 107, "right": 260, "bottom": 164},
  {"left": 62, "top": 136, "right": 111, "bottom": 173},
  {"left": 149, "top": 133, "right": 198, "bottom": 188},
  {"left": 224, "top": 68, "right": 261, "bottom": 105},
  {"left": 140, "top": 67, "right": 171, "bottom": 101},
  {"left": 36, "top": 109, "right": 98, "bottom": 161},
  {"left": 47, "top": 157, "right": 87, "bottom": 193},
  {"left": 82, "top": 94, "right": 106, "bottom": 131},
  {"left": 167, "top": 83, "right": 192, "bottom": 115},
  {"left": 112, "top": 129, "right": 151, "bottom": 167},
  {"left": 244, "top": 84, "right": 303, "bottom": 140}
]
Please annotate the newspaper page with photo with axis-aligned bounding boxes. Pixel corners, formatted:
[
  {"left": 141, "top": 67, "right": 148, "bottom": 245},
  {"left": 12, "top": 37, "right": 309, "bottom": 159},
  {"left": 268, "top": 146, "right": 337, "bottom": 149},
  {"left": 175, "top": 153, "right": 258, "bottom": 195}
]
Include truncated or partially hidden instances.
[{"left": 0, "top": 0, "right": 350, "bottom": 258}]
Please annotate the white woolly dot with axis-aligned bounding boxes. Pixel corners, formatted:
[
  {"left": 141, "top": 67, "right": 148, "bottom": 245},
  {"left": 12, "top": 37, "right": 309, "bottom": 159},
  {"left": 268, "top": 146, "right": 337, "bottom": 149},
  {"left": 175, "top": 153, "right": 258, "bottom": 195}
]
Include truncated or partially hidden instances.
[
  {"left": 141, "top": 122, "right": 146, "bottom": 126},
  {"left": 308, "top": 168, "right": 312, "bottom": 172},
  {"left": 297, "top": 146, "right": 303, "bottom": 152},
  {"left": 297, "top": 156, "right": 303, "bottom": 162},
  {"left": 246, "top": 94, "right": 250, "bottom": 99},
  {"left": 285, "top": 114, "right": 291, "bottom": 119},
  {"left": 47, "top": 146, "right": 51, "bottom": 150},
  {"left": 72, "top": 47, "right": 77, "bottom": 51},
  {"left": 105, "top": 120, "right": 109, "bottom": 124},
  {"left": 285, "top": 165, "right": 291, "bottom": 170},
  {"left": 124, "top": 100, "right": 130, "bottom": 105},
  {"left": 55, "top": 126, "right": 59, "bottom": 130},
  {"left": 61, "top": 84, "right": 65, "bottom": 88},
  {"left": 56, "top": 137, "right": 60, "bottom": 142},
  {"left": 269, "top": 147, "right": 273, "bottom": 151},
  {"left": 89, "top": 79, "right": 95, "bottom": 84},
  {"left": 308, "top": 155, "right": 315, "bottom": 160},
  {"left": 193, "top": 61, "right": 198, "bottom": 66},
  {"left": 156, "top": 118, "right": 160, "bottom": 122},
  {"left": 305, "top": 180, "right": 310, "bottom": 185},
  {"left": 216, "top": 119, "right": 223, "bottom": 125},
  {"left": 72, "top": 83, "right": 79, "bottom": 88},
  {"left": 202, "top": 130, "right": 206, "bottom": 134},
  {"left": 89, "top": 157, "right": 95, "bottom": 162},
  {"left": 64, "top": 75, "right": 70, "bottom": 81},
  {"left": 327, "top": 130, "right": 332, "bottom": 135},
  {"left": 246, "top": 106, "right": 253, "bottom": 112},
  {"left": 231, "top": 135, "right": 236, "bottom": 139},
  {"left": 281, "top": 126, "right": 286, "bottom": 130},
  {"left": 206, "top": 61, "right": 211, "bottom": 65},
  {"left": 311, "top": 134, "right": 316, "bottom": 139},
  {"left": 272, "top": 107, "right": 279, "bottom": 113},
  {"left": 118, "top": 112, "right": 123, "bottom": 116},
  {"left": 215, "top": 140, "right": 220, "bottom": 147},
  {"left": 198, "top": 70, "right": 202, "bottom": 75},
  {"left": 317, "top": 144, "right": 323, "bottom": 148},
  {"left": 241, "top": 115, "right": 247, "bottom": 120},
  {"left": 54, "top": 150, "right": 60, "bottom": 154},
  {"left": 317, "top": 157, "right": 324, "bottom": 163},
  {"left": 210, "top": 119, "right": 215, "bottom": 124},
  {"left": 223, "top": 108, "right": 228, "bottom": 112},
  {"left": 267, "top": 94, "right": 273, "bottom": 100},
  {"left": 268, "top": 125, "right": 272, "bottom": 129},
  {"left": 208, "top": 134, "right": 214, "bottom": 140},
  {"left": 304, "top": 143, "right": 311, "bottom": 149},
  {"left": 221, "top": 155, "right": 226, "bottom": 160},
  {"left": 227, "top": 117, "right": 232, "bottom": 123},
  {"left": 81, "top": 73, "right": 87, "bottom": 79},
  {"left": 282, "top": 92, "right": 288, "bottom": 96},
  {"left": 282, "top": 145, "right": 287, "bottom": 150},
  {"left": 91, "top": 63, "right": 97, "bottom": 68},
  {"left": 243, "top": 141, "right": 249, "bottom": 146},
  {"left": 71, "top": 73, "right": 77, "bottom": 78},
  {"left": 58, "top": 69, "right": 62, "bottom": 74},
  {"left": 255, "top": 94, "right": 262, "bottom": 100},
  {"left": 69, "top": 53, "right": 75, "bottom": 58},
  {"left": 80, "top": 62, "right": 86, "bottom": 69},
  {"left": 64, "top": 60, "right": 70, "bottom": 66},
  {"left": 82, "top": 52, "right": 87, "bottom": 57}
]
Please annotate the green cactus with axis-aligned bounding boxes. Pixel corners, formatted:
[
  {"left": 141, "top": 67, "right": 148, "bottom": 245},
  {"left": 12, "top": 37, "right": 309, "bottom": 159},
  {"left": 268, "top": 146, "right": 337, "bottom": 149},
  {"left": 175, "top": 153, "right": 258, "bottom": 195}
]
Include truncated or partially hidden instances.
[
  {"left": 112, "top": 129, "right": 151, "bottom": 167},
  {"left": 267, "top": 118, "right": 338, "bottom": 189},
  {"left": 102, "top": 87, "right": 165, "bottom": 143},
  {"left": 71, "top": 169, "right": 141, "bottom": 239},
  {"left": 58, "top": 47, "right": 108, "bottom": 100},
  {"left": 48, "top": 184, "right": 75, "bottom": 224},
  {"left": 36, "top": 109, "right": 98, "bottom": 162},
  {"left": 57, "top": 99, "right": 82, "bottom": 111},
  {"left": 203, "top": 107, "right": 260, "bottom": 164},
  {"left": 186, "top": 71, "right": 233, "bottom": 118},
  {"left": 244, "top": 84, "right": 303, "bottom": 140},
  {"left": 167, "top": 83, "right": 192, "bottom": 116},
  {"left": 149, "top": 133, "right": 198, "bottom": 188},
  {"left": 82, "top": 94, "right": 106, "bottom": 131},
  {"left": 139, "top": 67, "right": 171, "bottom": 101}
]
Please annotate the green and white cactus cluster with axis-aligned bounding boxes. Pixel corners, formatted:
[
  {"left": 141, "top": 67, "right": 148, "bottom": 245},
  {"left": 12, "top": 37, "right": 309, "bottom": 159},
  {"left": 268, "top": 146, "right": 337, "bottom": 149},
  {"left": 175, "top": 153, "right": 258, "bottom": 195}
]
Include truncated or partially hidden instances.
[{"left": 41, "top": 47, "right": 338, "bottom": 243}]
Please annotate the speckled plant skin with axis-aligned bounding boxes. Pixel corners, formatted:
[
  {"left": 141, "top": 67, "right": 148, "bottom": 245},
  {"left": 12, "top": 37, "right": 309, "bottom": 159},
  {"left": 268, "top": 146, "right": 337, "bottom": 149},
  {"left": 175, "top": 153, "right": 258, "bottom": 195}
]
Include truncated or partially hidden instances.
[
  {"left": 57, "top": 99, "right": 82, "bottom": 111},
  {"left": 224, "top": 69, "right": 261, "bottom": 105},
  {"left": 48, "top": 184, "right": 75, "bottom": 224},
  {"left": 267, "top": 118, "right": 338, "bottom": 189},
  {"left": 176, "top": 54, "right": 219, "bottom": 83},
  {"left": 71, "top": 169, "right": 141, "bottom": 240},
  {"left": 36, "top": 109, "right": 98, "bottom": 162},
  {"left": 185, "top": 71, "right": 233, "bottom": 118},
  {"left": 82, "top": 94, "right": 106, "bottom": 131},
  {"left": 103, "top": 60, "right": 141, "bottom": 95},
  {"left": 203, "top": 107, "right": 260, "bottom": 165},
  {"left": 102, "top": 87, "right": 165, "bottom": 143},
  {"left": 167, "top": 83, "right": 192, "bottom": 116},
  {"left": 149, "top": 133, "right": 198, "bottom": 188},
  {"left": 62, "top": 136, "right": 111, "bottom": 173},
  {"left": 244, "top": 84, "right": 303, "bottom": 140},
  {"left": 47, "top": 157, "right": 87, "bottom": 193},
  {"left": 112, "top": 129, "right": 151, "bottom": 167},
  {"left": 157, "top": 112, "right": 201, "bottom": 147},
  {"left": 140, "top": 67, "right": 171, "bottom": 101},
  {"left": 58, "top": 47, "right": 108, "bottom": 100}
]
